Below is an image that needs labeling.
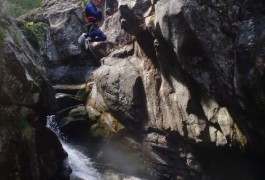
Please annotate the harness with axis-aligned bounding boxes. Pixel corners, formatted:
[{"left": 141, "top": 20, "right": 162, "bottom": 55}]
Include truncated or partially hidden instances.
[
  {"left": 84, "top": 2, "right": 101, "bottom": 32},
  {"left": 84, "top": 16, "right": 98, "bottom": 32},
  {"left": 85, "top": 16, "right": 98, "bottom": 25}
]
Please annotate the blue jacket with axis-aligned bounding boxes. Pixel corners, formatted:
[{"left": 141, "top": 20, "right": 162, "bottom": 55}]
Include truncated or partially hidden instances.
[{"left": 85, "top": 2, "right": 102, "bottom": 20}]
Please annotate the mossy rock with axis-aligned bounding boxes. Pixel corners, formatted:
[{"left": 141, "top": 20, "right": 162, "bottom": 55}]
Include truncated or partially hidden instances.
[
  {"left": 91, "top": 123, "right": 112, "bottom": 138},
  {"left": 16, "top": 119, "right": 35, "bottom": 142},
  {"left": 75, "top": 89, "right": 88, "bottom": 101},
  {"left": 25, "top": 21, "right": 49, "bottom": 49},
  {"left": 58, "top": 106, "right": 88, "bottom": 127},
  {"left": 86, "top": 105, "right": 101, "bottom": 122},
  {"left": 0, "top": 25, "right": 7, "bottom": 45},
  {"left": 90, "top": 113, "right": 124, "bottom": 138}
]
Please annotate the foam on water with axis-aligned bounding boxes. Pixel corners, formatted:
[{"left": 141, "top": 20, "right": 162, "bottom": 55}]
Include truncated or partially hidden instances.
[{"left": 47, "top": 115, "right": 101, "bottom": 180}]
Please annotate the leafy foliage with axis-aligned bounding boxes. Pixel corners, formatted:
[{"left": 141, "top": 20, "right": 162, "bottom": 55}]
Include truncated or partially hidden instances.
[
  {"left": 4, "top": 0, "right": 43, "bottom": 17},
  {"left": 25, "top": 21, "right": 49, "bottom": 49},
  {"left": 0, "top": 26, "right": 7, "bottom": 45}
]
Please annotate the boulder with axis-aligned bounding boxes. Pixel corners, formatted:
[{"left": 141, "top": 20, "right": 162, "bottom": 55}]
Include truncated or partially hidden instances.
[
  {"left": 18, "top": 0, "right": 99, "bottom": 84},
  {"left": 89, "top": 0, "right": 265, "bottom": 178}
]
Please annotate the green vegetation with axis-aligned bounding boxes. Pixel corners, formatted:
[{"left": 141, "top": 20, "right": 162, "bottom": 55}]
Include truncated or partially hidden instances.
[
  {"left": 90, "top": 113, "right": 123, "bottom": 137},
  {"left": 4, "top": 0, "right": 44, "bottom": 17},
  {"left": 76, "top": 89, "right": 88, "bottom": 101},
  {"left": 0, "top": 26, "right": 7, "bottom": 45},
  {"left": 17, "top": 119, "right": 35, "bottom": 141},
  {"left": 25, "top": 21, "right": 49, "bottom": 49},
  {"left": 14, "top": 29, "right": 23, "bottom": 47}
]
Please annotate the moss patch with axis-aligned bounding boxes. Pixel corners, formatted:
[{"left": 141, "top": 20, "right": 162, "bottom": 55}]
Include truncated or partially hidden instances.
[
  {"left": 25, "top": 21, "right": 49, "bottom": 49},
  {"left": 90, "top": 113, "right": 124, "bottom": 137},
  {"left": 14, "top": 30, "right": 24, "bottom": 47},
  {"left": 17, "top": 119, "right": 35, "bottom": 142},
  {"left": 0, "top": 26, "right": 7, "bottom": 45},
  {"left": 76, "top": 89, "right": 88, "bottom": 101}
]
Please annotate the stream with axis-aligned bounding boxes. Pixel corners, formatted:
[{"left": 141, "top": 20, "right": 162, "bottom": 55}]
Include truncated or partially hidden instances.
[
  {"left": 47, "top": 115, "right": 146, "bottom": 180},
  {"left": 47, "top": 115, "right": 101, "bottom": 180}
]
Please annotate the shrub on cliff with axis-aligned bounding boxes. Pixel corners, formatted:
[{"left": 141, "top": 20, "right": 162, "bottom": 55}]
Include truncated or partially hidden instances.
[
  {"left": 25, "top": 21, "right": 49, "bottom": 50},
  {"left": 4, "top": 0, "right": 43, "bottom": 17}
]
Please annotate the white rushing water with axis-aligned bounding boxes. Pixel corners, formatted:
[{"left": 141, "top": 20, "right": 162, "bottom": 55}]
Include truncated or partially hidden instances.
[{"left": 46, "top": 115, "right": 101, "bottom": 180}]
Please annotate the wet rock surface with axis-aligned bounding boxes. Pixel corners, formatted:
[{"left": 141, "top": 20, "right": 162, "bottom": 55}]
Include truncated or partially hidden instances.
[
  {"left": 0, "top": 7, "right": 70, "bottom": 180},
  {"left": 3, "top": 0, "right": 265, "bottom": 179}
]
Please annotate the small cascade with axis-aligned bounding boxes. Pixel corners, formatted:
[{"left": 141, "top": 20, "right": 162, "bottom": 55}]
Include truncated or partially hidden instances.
[{"left": 47, "top": 115, "right": 101, "bottom": 180}]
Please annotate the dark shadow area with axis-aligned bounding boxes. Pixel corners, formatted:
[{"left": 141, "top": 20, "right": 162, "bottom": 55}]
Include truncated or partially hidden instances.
[
  {"left": 194, "top": 143, "right": 265, "bottom": 180},
  {"left": 44, "top": 56, "right": 98, "bottom": 84}
]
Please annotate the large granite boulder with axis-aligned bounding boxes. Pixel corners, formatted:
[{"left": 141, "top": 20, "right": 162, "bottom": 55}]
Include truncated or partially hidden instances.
[
  {"left": 87, "top": 0, "right": 265, "bottom": 179},
  {"left": 88, "top": 45, "right": 147, "bottom": 131}
]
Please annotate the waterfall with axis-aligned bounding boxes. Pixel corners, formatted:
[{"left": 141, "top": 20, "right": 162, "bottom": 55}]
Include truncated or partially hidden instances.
[{"left": 46, "top": 115, "right": 101, "bottom": 180}]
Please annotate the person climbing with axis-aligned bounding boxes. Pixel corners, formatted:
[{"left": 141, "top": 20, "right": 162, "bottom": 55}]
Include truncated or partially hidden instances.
[{"left": 78, "top": 0, "right": 107, "bottom": 49}]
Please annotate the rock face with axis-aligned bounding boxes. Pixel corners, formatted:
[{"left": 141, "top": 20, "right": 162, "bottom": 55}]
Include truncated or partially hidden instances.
[
  {"left": 93, "top": 45, "right": 147, "bottom": 130},
  {"left": 18, "top": 0, "right": 98, "bottom": 84},
  {"left": 87, "top": 0, "right": 265, "bottom": 179},
  {"left": 11, "top": 0, "right": 265, "bottom": 178},
  {"left": 0, "top": 6, "right": 70, "bottom": 180}
]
